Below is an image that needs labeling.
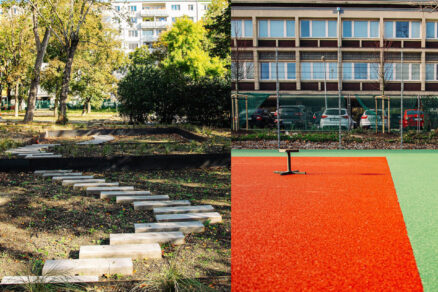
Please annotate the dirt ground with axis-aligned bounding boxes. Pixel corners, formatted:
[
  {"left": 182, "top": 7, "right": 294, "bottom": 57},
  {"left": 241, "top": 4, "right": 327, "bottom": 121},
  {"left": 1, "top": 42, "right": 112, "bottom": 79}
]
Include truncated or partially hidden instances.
[{"left": 0, "top": 167, "right": 230, "bottom": 291}]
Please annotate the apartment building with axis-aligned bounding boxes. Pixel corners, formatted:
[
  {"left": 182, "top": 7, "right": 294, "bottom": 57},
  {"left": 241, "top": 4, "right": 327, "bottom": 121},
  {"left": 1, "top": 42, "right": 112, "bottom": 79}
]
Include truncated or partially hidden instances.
[
  {"left": 111, "top": 0, "right": 211, "bottom": 52},
  {"left": 231, "top": 0, "right": 438, "bottom": 106}
]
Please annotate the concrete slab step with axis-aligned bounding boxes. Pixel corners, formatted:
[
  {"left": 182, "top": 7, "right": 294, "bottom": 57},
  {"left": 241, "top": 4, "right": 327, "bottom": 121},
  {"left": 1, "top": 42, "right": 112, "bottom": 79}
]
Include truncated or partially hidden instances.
[
  {"left": 79, "top": 244, "right": 162, "bottom": 260},
  {"left": 110, "top": 232, "right": 185, "bottom": 246},
  {"left": 134, "top": 221, "right": 205, "bottom": 233},
  {"left": 26, "top": 155, "right": 62, "bottom": 159},
  {"left": 87, "top": 186, "right": 134, "bottom": 195},
  {"left": 156, "top": 212, "right": 222, "bottom": 224},
  {"left": 35, "top": 170, "right": 72, "bottom": 175},
  {"left": 133, "top": 200, "right": 191, "bottom": 210},
  {"left": 153, "top": 205, "right": 214, "bottom": 214},
  {"left": 42, "top": 258, "right": 133, "bottom": 276},
  {"left": 1, "top": 275, "right": 98, "bottom": 285},
  {"left": 62, "top": 179, "right": 105, "bottom": 186},
  {"left": 52, "top": 175, "right": 94, "bottom": 181},
  {"left": 100, "top": 190, "right": 151, "bottom": 199},
  {"left": 43, "top": 172, "right": 82, "bottom": 177},
  {"left": 116, "top": 195, "right": 169, "bottom": 203},
  {"left": 73, "top": 182, "right": 119, "bottom": 190}
]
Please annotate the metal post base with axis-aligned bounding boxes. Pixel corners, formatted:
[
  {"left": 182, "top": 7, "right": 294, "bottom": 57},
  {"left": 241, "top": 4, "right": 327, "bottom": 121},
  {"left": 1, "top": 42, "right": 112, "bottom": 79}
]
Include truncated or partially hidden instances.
[{"left": 274, "top": 170, "right": 306, "bottom": 176}]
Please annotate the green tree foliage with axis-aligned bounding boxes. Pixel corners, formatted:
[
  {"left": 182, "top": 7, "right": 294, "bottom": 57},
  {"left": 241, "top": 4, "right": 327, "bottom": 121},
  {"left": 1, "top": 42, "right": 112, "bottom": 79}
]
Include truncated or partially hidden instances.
[
  {"left": 203, "top": 0, "right": 230, "bottom": 61},
  {"left": 159, "top": 17, "right": 226, "bottom": 79}
]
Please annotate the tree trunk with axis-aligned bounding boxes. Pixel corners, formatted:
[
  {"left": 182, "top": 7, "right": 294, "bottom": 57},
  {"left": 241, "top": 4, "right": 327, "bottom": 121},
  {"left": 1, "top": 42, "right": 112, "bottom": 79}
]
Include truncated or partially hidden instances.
[
  {"left": 14, "top": 83, "right": 19, "bottom": 117},
  {"left": 87, "top": 101, "right": 91, "bottom": 114},
  {"left": 53, "top": 84, "right": 59, "bottom": 118},
  {"left": 24, "top": 28, "right": 51, "bottom": 123},
  {"left": 57, "top": 38, "right": 79, "bottom": 125},
  {"left": 6, "top": 85, "right": 11, "bottom": 106}
]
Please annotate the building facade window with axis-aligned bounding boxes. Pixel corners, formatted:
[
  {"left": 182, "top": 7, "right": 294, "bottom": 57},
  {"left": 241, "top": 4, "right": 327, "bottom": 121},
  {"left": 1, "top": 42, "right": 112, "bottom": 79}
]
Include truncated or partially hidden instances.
[
  {"left": 426, "top": 22, "right": 438, "bottom": 39},
  {"left": 258, "top": 20, "right": 295, "bottom": 38},
  {"left": 115, "top": 6, "right": 120, "bottom": 11},
  {"left": 232, "top": 19, "right": 253, "bottom": 37},
  {"left": 301, "top": 62, "right": 337, "bottom": 80},
  {"left": 342, "top": 63, "right": 379, "bottom": 80},
  {"left": 259, "top": 62, "right": 296, "bottom": 80},
  {"left": 128, "top": 43, "right": 138, "bottom": 50},
  {"left": 231, "top": 62, "right": 255, "bottom": 80},
  {"left": 171, "top": 5, "right": 180, "bottom": 11},
  {"left": 129, "top": 6, "right": 137, "bottom": 12},
  {"left": 384, "top": 21, "right": 420, "bottom": 38},
  {"left": 342, "top": 20, "right": 379, "bottom": 38},
  {"left": 384, "top": 63, "right": 420, "bottom": 81},
  {"left": 426, "top": 63, "right": 438, "bottom": 80},
  {"left": 188, "top": 4, "right": 194, "bottom": 11},
  {"left": 128, "top": 30, "right": 138, "bottom": 37},
  {"left": 300, "top": 20, "right": 337, "bottom": 38},
  {"left": 142, "top": 30, "right": 153, "bottom": 36},
  {"left": 131, "top": 17, "right": 137, "bottom": 23}
]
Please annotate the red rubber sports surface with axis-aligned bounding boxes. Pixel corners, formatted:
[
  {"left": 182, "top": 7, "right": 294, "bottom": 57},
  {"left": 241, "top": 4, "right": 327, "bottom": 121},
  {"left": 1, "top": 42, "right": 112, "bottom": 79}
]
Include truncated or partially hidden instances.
[{"left": 232, "top": 157, "right": 422, "bottom": 291}]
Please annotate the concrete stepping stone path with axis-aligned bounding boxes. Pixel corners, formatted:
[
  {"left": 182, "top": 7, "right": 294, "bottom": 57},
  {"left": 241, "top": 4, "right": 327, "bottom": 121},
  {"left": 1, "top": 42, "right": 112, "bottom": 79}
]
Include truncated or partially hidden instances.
[
  {"left": 100, "top": 190, "right": 151, "bottom": 199},
  {"left": 116, "top": 195, "right": 169, "bottom": 203},
  {"left": 42, "top": 258, "right": 133, "bottom": 276},
  {"left": 52, "top": 175, "right": 94, "bottom": 181},
  {"left": 133, "top": 200, "right": 191, "bottom": 210},
  {"left": 153, "top": 205, "right": 214, "bottom": 214},
  {"left": 43, "top": 172, "right": 83, "bottom": 177},
  {"left": 79, "top": 244, "right": 162, "bottom": 260},
  {"left": 110, "top": 232, "right": 185, "bottom": 245},
  {"left": 1, "top": 275, "right": 98, "bottom": 285},
  {"left": 87, "top": 186, "right": 134, "bottom": 195},
  {"left": 35, "top": 170, "right": 72, "bottom": 174},
  {"left": 73, "top": 182, "right": 119, "bottom": 190},
  {"left": 77, "top": 135, "right": 115, "bottom": 145},
  {"left": 135, "top": 222, "right": 205, "bottom": 233},
  {"left": 25, "top": 155, "right": 63, "bottom": 159},
  {"left": 156, "top": 212, "right": 223, "bottom": 224},
  {"left": 62, "top": 179, "right": 106, "bottom": 186}
]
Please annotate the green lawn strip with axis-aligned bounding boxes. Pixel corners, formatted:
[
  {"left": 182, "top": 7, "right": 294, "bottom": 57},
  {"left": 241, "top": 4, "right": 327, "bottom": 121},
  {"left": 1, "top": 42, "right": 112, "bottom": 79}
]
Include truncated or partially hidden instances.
[{"left": 232, "top": 149, "right": 438, "bottom": 290}]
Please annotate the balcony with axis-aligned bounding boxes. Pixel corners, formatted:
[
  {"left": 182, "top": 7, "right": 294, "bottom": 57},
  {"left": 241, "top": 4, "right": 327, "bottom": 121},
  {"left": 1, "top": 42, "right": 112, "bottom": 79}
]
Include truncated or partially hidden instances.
[
  {"left": 140, "top": 9, "right": 168, "bottom": 17},
  {"left": 141, "top": 22, "right": 167, "bottom": 29},
  {"left": 142, "top": 35, "right": 158, "bottom": 42}
]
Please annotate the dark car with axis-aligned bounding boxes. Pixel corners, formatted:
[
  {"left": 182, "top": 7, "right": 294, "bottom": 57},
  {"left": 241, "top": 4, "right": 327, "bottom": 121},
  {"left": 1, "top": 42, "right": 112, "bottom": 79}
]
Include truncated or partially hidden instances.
[
  {"left": 312, "top": 111, "right": 323, "bottom": 127},
  {"left": 249, "top": 108, "right": 274, "bottom": 128},
  {"left": 275, "top": 105, "right": 307, "bottom": 129}
]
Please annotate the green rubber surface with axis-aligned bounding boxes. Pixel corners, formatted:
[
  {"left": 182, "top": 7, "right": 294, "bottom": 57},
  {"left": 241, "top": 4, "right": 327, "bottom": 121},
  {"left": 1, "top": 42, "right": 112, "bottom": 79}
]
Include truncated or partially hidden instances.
[{"left": 232, "top": 149, "right": 438, "bottom": 291}]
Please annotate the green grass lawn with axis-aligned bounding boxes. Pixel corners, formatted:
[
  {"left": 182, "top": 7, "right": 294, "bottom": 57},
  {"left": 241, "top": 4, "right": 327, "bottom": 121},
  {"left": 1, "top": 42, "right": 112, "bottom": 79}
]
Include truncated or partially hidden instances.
[{"left": 232, "top": 149, "right": 438, "bottom": 291}]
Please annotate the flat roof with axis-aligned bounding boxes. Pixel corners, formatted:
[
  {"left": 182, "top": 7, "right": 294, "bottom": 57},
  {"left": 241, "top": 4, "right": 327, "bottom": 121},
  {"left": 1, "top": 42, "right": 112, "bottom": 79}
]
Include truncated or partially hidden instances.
[{"left": 231, "top": 0, "right": 433, "bottom": 7}]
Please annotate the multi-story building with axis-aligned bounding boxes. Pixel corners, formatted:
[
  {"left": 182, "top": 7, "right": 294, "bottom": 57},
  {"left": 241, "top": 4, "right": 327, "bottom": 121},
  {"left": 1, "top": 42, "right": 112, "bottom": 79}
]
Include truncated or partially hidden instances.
[
  {"left": 111, "top": 0, "right": 211, "bottom": 52},
  {"left": 231, "top": 0, "right": 438, "bottom": 111}
]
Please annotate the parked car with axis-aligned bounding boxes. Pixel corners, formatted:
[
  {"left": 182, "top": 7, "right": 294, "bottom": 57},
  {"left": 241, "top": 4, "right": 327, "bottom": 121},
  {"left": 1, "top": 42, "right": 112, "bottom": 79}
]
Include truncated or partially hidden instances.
[
  {"left": 401, "top": 109, "right": 424, "bottom": 129},
  {"left": 312, "top": 111, "right": 323, "bottom": 127},
  {"left": 360, "top": 109, "right": 388, "bottom": 129},
  {"left": 249, "top": 108, "right": 274, "bottom": 128},
  {"left": 320, "top": 108, "right": 351, "bottom": 129},
  {"left": 274, "top": 105, "right": 307, "bottom": 129}
]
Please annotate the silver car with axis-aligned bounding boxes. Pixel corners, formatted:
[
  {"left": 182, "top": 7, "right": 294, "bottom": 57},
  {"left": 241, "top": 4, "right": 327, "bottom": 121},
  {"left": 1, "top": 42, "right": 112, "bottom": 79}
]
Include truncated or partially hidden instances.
[
  {"left": 359, "top": 110, "right": 387, "bottom": 129},
  {"left": 320, "top": 108, "right": 351, "bottom": 129}
]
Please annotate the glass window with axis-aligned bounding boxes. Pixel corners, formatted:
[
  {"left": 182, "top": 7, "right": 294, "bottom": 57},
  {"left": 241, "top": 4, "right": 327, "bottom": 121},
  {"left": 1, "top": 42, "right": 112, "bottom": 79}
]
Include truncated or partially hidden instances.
[
  {"left": 260, "top": 63, "right": 269, "bottom": 80},
  {"left": 259, "top": 20, "right": 268, "bottom": 37},
  {"left": 427, "top": 22, "right": 435, "bottom": 38},
  {"left": 313, "top": 63, "right": 324, "bottom": 79},
  {"left": 287, "top": 63, "right": 296, "bottom": 79},
  {"left": 301, "top": 20, "right": 310, "bottom": 37},
  {"left": 246, "top": 62, "right": 254, "bottom": 79},
  {"left": 271, "top": 63, "right": 277, "bottom": 80},
  {"left": 411, "top": 22, "right": 420, "bottom": 38},
  {"left": 270, "top": 20, "right": 284, "bottom": 38},
  {"left": 329, "top": 62, "right": 337, "bottom": 80},
  {"left": 384, "top": 63, "right": 394, "bottom": 80},
  {"left": 426, "top": 63, "right": 434, "bottom": 80},
  {"left": 312, "top": 20, "right": 326, "bottom": 37},
  {"left": 231, "top": 20, "right": 242, "bottom": 37},
  {"left": 286, "top": 20, "right": 295, "bottom": 37},
  {"left": 277, "top": 62, "right": 285, "bottom": 79},
  {"left": 384, "top": 21, "right": 393, "bottom": 38},
  {"left": 231, "top": 63, "right": 237, "bottom": 79},
  {"left": 354, "top": 63, "right": 367, "bottom": 80},
  {"left": 395, "top": 63, "right": 401, "bottom": 80},
  {"left": 436, "top": 64, "right": 438, "bottom": 80},
  {"left": 142, "top": 30, "right": 153, "bottom": 36},
  {"left": 343, "top": 21, "right": 352, "bottom": 37},
  {"left": 301, "top": 62, "right": 311, "bottom": 80},
  {"left": 354, "top": 21, "right": 368, "bottom": 38},
  {"left": 396, "top": 21, "right": 409, "bottom": 38},
  {"left": 370, "top": 63, "right": 379, "bottom": 80},
  {"left": 402, "top": 63, "right": 410, "bottom": 80},
  {"left": 244, "top": 20, "right": 253, "bottom": 37},
  {"left": 411, "top": 64, "right": 420, "bottom": 80},
  {"left": 370, "top": 21, "right": 379, "bottom": 37},
  {"left": 343, "top": 63, "right": 353, "bottom": 80},
  {"left": 328, "top": 20, "right": 337, "bottom": 37}
]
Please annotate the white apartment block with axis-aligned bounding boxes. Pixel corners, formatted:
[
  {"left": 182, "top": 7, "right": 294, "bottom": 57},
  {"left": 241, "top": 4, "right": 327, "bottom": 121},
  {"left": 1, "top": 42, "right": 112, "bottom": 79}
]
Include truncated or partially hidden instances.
[{"left": 110, "top": 0, "right": 212, "bottom": 52}]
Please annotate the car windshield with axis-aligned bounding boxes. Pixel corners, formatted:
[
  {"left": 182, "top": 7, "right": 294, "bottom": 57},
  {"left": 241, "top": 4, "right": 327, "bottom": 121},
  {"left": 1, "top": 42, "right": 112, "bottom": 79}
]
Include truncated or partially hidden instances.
[
  {"left": 325, "top": 109, "right": 347, "bottom": 115},
  {"left": 407, "top": 110, "right": 423, "bottom": 115},
  {"left": 280, "top": 108, "right": 301, "bottom": 117}
]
